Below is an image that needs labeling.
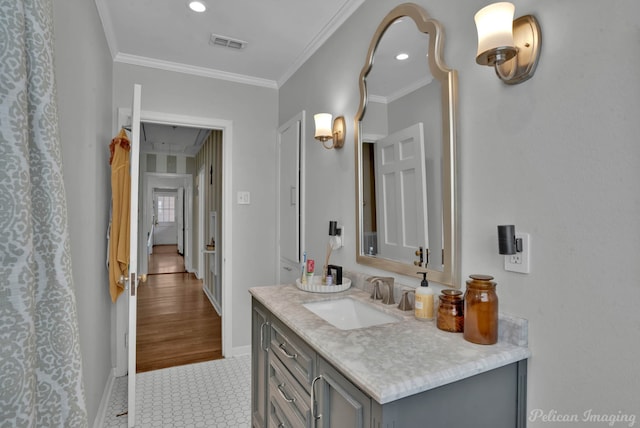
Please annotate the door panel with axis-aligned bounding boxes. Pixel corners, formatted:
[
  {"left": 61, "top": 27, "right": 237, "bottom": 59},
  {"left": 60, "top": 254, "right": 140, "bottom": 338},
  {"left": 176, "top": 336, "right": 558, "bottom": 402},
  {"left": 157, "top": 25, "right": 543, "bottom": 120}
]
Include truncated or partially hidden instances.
[
  {"left": 127, "top": 83, "right": 142, "bottom": 428},
  {"left": 279, "top": 120, "right": 300, "bottom": 263},
  {"left": 177, "top": 187, "right": 184, "bottom": 254},
  {"left": 375, "top": 123, "right": 428, "bottom": 263}
]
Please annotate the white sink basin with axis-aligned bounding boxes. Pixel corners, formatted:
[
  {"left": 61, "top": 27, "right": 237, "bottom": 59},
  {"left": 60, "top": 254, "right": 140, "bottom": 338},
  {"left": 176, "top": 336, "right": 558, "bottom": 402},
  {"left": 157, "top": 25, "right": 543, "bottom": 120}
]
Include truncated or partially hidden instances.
[{"left": 302, "top": 298, "right": 401, "bottom": 330}]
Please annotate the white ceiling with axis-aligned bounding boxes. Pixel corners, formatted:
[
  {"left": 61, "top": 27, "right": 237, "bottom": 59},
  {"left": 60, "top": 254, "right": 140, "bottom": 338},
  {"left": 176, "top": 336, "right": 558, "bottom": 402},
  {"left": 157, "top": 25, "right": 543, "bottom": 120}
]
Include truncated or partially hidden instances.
[
  {"left": 96, "top": 0, "right": 431, "bottom": 155},
  {"left": 95, "top": 0, "right": 364, "bottom": 88},
  {"left": 96, "top": 0, "right": 364, "bottom": 155},
  {"left": 140, "top": 123, "right": 210, "bottom": 156}
]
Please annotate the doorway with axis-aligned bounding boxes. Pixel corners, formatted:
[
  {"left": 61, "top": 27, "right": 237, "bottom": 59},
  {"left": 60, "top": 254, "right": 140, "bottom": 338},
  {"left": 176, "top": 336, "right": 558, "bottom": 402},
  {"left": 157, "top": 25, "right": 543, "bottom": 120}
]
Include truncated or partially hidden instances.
[
  {"left": 136, "top": 126, "right": 223, "bottom": 372},
  {"left": 114, "top": 109, "right": 234, "bottom": 377}
]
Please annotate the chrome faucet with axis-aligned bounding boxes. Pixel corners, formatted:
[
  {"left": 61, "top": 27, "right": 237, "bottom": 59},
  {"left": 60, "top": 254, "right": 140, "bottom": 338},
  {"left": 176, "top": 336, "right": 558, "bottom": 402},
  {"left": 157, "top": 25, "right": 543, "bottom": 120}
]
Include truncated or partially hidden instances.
[
  {"left": 367, "top": 276, "right": 395, "bottom": 305},
  {"left": 368, "top": 277, "right": 383, "bottom": 300},
  {"left": 378, "top": 277, "right": 395, "bottom": 305}
]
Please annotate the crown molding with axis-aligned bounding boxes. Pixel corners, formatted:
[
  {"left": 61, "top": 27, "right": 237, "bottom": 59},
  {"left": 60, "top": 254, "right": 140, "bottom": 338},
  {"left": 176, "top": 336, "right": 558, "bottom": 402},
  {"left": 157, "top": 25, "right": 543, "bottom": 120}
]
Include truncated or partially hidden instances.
[{"left": 114, "top": 53, "right": 278, "bottom": 89}]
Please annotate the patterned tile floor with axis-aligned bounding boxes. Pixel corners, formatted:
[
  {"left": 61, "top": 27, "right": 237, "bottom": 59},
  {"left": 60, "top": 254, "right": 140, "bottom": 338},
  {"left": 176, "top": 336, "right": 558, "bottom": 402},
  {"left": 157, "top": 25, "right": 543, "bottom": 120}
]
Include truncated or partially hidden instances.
[{"left": 102, "top": 355, "right": 251, "bottom": 427}]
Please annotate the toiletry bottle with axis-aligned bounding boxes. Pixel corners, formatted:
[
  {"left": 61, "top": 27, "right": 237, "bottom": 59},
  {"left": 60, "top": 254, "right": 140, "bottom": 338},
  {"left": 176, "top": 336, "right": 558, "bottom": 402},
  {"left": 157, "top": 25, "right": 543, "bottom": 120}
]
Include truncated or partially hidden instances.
[
  {"left": 414, "top": 272, "right": 434, "bottom": 321},
  {"left": 306, "top": 259, "right": 315, "bottom": 284},
  {"left": 300, "top": 252, "right": 307, "bottom": 284}
]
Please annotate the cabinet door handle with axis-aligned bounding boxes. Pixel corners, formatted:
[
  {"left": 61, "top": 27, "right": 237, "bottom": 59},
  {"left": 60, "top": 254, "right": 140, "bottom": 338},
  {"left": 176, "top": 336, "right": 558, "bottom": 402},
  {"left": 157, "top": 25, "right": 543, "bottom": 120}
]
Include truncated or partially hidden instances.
[
  {"left": 260, "top": 321, "right": 270, "bottom": 352},
  {"left": 277, "top": 383, "right": 296, "bottom": 403},
  {"left": 283, "top": 266, "right": 292, "bottom": 272},
  {"left": 311, "top": 375, "right": 323, "bottom": 420},
  {"left": 278, "top": 343, "right": 297, "bottom": 359}
]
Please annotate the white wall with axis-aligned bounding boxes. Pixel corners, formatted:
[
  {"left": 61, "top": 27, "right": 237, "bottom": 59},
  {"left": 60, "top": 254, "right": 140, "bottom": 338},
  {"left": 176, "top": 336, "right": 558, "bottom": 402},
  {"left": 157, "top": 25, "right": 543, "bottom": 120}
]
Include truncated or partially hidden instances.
[
  {"left": 112, "top": 64, "right": 279, "bottom": 351},
  {"left": 52, "top": 0, "right": 114, "bottom": 423},
  {"left": 280, "top": 0, "right": 640, "bottom": 422}
]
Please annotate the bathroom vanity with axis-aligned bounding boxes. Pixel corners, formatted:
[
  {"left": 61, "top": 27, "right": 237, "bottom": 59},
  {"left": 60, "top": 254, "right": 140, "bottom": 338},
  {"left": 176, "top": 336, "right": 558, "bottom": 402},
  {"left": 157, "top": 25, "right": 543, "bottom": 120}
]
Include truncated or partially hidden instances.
[{"left": 250, "top": 283, "right": 530, "bottom": 428}]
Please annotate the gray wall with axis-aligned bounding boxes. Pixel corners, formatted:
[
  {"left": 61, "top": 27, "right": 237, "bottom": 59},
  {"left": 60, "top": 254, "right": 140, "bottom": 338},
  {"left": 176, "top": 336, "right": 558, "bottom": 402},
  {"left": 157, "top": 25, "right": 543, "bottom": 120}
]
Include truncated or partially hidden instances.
[
  {"left": 112, "top": 64, "right": 279, "bottom": 352},
  {"left": 52, "top": 0, "right": 114, "bottom": 423},
  {"left": 280, "top": 0, "right": 640, "bottom": 422}
]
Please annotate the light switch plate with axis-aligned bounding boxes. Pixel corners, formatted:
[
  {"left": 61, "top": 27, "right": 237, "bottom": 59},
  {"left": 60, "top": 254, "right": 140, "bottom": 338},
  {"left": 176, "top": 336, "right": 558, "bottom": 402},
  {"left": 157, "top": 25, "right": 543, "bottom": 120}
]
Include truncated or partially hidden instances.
[
  {"left": 237, "top": 191, "right": 250, "bottom": 205},
  {"left": 504, "top": 232, "right": 531, "bottom": 274}
]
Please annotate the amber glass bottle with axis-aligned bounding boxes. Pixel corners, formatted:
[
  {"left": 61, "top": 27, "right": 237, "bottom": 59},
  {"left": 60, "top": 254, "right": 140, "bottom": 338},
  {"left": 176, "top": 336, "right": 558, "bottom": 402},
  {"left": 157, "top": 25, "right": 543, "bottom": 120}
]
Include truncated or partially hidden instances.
[
  {"left": 463, "top": 274, "right": 498, "bottom": 345},
  {"left": 437, "top": 289, "right": 464, "bottom": 332}
]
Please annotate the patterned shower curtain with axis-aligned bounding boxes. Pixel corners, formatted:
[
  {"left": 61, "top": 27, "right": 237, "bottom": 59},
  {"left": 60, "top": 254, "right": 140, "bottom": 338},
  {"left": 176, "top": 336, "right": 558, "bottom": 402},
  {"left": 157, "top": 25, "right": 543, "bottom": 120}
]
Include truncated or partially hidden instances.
[{"left": 0, "top": 0, "right": 88, "bottom": 426}]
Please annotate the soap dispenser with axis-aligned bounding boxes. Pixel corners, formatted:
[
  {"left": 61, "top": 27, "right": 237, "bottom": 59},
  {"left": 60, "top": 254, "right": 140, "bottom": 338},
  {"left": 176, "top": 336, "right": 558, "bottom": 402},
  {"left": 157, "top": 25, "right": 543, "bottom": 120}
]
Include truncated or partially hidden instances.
[{"left": 414, "top": 272, "right": 434, "bottom": 321}]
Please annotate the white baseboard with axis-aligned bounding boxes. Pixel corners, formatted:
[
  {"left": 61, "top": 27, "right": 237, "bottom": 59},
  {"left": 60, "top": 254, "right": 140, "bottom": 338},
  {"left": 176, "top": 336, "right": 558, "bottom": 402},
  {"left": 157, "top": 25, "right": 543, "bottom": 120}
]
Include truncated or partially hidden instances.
[
  {"left": 229, "top": 345, "right": 251, "bottom": 357},
  {"left": 92, "top": 368, "right": 116, "bottom": 428}
]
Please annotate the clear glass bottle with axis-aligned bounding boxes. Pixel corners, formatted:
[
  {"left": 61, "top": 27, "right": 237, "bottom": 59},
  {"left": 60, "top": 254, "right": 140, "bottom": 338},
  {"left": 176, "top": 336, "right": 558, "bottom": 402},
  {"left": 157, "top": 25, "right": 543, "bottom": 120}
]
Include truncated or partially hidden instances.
[
  {"left": 437, "top": 289, "right": 464, "bottom": 332},
  {"left": 463, "top": 274, "right": 498, "bottom": 345}
]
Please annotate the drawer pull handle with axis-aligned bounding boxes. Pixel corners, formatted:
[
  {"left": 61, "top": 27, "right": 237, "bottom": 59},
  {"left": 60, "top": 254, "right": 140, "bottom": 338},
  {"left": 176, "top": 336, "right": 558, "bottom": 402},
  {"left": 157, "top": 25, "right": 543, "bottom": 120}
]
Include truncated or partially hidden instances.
[
  {"left": 311, "top": 375, "right": 323, "bottom": 420},
  {"left": 260, "top": 322, "right": 270, "bottom": 352},
  {"left": 279, "top": 343, "right": 297, "bottom": 359},
  {"left": 277, "top": 383, "right": 296, "bottom": 403}
]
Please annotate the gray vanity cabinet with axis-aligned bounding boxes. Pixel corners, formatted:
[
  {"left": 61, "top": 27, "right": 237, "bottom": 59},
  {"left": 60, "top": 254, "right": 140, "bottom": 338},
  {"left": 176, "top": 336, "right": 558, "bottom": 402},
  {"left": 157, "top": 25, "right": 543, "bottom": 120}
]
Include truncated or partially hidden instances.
[
  {"left": 370, "top": 361, "right": 527, "bottom": 427},
  {"left": 315, "top": 357, "right": 371, "bottom": 428},
  {"left": 251, "top": 298, "right": 527, "bottom": 428},
  {"left": 252, "top": 299, "right": 368, "bottom": 428}
]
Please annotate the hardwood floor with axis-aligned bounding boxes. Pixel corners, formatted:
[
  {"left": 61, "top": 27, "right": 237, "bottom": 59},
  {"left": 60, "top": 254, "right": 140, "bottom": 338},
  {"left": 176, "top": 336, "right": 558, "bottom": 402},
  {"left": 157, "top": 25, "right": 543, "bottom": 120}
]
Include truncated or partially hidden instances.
[{"left": 136, "top": 245, "right": 222, "bottom": 373}]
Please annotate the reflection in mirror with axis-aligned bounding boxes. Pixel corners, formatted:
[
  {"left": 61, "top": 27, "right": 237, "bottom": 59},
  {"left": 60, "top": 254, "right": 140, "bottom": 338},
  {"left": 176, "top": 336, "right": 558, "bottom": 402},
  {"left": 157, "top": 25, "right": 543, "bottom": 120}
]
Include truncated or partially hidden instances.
[{"left": 355, "top": 4, "right": 459, "bottom": 287}]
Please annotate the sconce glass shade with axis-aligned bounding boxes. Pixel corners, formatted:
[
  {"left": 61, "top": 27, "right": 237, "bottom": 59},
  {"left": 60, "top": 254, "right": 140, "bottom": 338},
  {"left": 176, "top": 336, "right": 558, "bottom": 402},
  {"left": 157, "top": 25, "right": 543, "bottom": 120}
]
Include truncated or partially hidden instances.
[
  {"left": 314, "top": 113, "right": 333, "bottom": 142},
  {"left": 475, "top": 2, "right": 517, "bottom": 66}
]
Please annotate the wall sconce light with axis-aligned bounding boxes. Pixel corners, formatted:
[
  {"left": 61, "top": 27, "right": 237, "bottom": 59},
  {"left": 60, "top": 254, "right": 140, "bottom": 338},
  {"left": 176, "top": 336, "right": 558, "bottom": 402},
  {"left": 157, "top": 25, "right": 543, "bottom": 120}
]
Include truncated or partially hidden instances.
[
  {"left": 314, "top": 113, "right": 345, "bottom": 149},
  {"left": 474, "top": 2, "right": 541, "bottom": 85}
]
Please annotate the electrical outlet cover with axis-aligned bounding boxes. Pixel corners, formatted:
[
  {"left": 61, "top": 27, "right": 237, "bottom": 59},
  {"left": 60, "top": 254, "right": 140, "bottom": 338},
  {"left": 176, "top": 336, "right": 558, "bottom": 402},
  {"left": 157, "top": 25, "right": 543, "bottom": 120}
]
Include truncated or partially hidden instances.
[{"left": 504, "top": 232, "right": 530, "bottom": 274}]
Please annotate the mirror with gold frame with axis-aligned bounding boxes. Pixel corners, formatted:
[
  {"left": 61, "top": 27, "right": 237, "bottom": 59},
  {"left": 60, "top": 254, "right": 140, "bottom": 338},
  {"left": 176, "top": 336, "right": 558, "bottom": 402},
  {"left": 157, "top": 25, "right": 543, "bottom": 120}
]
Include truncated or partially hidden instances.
[{"left": 355, "top": 3, "right": 459, "bottom": 287}]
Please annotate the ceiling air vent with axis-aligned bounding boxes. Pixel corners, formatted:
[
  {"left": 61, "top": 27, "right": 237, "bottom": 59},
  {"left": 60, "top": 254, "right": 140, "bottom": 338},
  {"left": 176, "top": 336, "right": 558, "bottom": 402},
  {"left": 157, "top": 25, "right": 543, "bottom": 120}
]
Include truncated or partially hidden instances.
[{"left": 209, "top": 33, "right": 248, "bottom": 50}]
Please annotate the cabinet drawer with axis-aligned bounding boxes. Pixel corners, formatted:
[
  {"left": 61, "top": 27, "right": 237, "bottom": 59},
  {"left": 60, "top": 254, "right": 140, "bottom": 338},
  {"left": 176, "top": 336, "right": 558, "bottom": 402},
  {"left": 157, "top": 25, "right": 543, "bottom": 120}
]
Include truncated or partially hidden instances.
[
  {"left": 268, "top": 398, "right": 291, "bottom": 428},
  {"left": 269, "top": 355, "right": 312, "bottom": 428},
  {"left": 270, "top": 319, "right": 315, "bottom": 392}
]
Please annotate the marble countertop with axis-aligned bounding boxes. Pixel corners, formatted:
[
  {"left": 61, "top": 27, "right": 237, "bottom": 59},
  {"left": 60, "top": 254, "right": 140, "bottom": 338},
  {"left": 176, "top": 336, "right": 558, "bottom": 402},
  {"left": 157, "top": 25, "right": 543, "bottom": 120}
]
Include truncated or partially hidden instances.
[{"left": 249, "top": 279, "right": 531, "bottom": 404}]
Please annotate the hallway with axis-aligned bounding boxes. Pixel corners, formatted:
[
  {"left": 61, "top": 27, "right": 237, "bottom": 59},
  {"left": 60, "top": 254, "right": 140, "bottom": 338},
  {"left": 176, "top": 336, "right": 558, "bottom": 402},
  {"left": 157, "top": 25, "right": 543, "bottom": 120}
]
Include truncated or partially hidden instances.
[{"left": 137, "top": 245, "right": 222, "bottom": 372}]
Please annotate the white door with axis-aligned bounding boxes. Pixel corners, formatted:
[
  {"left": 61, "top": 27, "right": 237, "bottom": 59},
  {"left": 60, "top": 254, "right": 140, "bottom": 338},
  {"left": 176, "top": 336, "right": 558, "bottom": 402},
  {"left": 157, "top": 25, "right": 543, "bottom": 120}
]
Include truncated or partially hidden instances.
[
  {"left": 278, "top": 119, "right": 300, "bottom": 264},
  {"left": 128, "top": 83, "right": 142, "bottom": 428},
  {"left": 177, "top": 186, "right": 184, "bottom": 254},
  {"left": 198, "top": 167, "right": 205, "bottom": 279},
  {"left": 183, "top": 184, "right": 192, "bottom": 271},
  {"left": 375, "top": 123, "right": 428, "bottom": 262}
]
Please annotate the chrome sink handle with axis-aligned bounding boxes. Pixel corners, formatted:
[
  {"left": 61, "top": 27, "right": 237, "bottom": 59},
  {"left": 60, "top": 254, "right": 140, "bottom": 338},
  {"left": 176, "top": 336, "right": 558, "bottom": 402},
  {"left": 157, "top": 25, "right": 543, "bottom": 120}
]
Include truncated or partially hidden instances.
[{"left": 398, "top": 289, "right": 414, "bottom": 311}]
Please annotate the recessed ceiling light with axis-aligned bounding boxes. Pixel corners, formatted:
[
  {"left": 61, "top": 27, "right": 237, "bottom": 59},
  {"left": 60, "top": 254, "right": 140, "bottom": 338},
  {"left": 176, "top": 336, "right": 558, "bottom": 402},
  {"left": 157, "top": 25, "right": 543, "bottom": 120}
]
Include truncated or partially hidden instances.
[
  {"left": 395, "top": 53, "right": 409, "bottom": 61},
  {"left": 188, "top": 1, "right": 207, "bottom": 12}
]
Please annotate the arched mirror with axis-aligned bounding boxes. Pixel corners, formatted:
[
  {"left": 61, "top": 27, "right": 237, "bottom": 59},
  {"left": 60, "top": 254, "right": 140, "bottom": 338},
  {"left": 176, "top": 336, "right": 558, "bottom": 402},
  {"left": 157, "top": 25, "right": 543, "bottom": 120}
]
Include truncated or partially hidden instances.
[{"left": 355, "top": 3, "right": 459, "bottom": 287}]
